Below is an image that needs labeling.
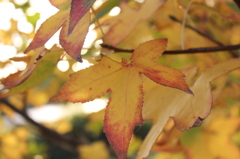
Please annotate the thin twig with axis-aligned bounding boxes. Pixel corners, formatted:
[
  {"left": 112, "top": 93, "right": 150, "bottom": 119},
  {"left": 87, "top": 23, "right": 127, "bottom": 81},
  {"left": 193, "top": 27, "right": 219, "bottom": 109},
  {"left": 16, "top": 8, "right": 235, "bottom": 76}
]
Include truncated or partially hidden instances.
[
  {"left": 91, "top": 7, "right": 106, "bottom": 41},
  {"left": 181, "top": 1, "right": 192, "bottom": 49},
  {"left": 100, "top": 43, "right": 240, "bottom": 55},
  {"left": 169, "top": 15, "right": 223, "bottom": 46},
  {"left": 169, "top": 15, "right": 239, "bottom": 57},
  {"left": 0, "top": 98, "right": 88, "bottom": 154}
]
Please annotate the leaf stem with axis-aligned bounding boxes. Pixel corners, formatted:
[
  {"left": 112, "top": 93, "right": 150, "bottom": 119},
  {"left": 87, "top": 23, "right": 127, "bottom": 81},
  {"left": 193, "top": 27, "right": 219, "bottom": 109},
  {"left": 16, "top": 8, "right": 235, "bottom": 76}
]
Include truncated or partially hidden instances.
[{"left": 91, "top": 7, "right": 106, "bottom": 41}]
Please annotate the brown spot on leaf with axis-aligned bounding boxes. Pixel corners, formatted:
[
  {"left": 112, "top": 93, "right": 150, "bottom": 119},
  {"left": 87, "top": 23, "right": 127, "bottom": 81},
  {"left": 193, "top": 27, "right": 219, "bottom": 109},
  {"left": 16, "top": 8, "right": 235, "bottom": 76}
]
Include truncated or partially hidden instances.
[{"left": 191, "top": 117, "right": 204, "bottom": 128}]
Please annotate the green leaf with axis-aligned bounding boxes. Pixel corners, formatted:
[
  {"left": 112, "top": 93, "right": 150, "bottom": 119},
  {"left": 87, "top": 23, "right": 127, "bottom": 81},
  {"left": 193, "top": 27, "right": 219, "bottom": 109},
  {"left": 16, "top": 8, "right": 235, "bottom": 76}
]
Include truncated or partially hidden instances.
[{"left": 0, "top": 46, "right": 63, "bottom": 97}]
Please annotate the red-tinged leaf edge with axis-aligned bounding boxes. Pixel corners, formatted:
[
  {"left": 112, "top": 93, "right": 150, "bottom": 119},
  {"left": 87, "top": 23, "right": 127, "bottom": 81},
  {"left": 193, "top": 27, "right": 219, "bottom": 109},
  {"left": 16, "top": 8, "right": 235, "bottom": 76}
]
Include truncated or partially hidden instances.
[
  {"left": 24, "top": 11, "right": 68, "bottom": 53},
  {"left": 68, "top": 0, "right": 96, "bottom": 35},
  {"left": 60, "top": 12, "right": 91, "bottom": 62},
  {"left": 0, "top": 65, "right": 36, "bottom": 90},
  {"left": 103, "top": 70, "right": 143, "bottom": 159},
  {"left": 131, "top": 39, "right": 193, "bottom": 95}
]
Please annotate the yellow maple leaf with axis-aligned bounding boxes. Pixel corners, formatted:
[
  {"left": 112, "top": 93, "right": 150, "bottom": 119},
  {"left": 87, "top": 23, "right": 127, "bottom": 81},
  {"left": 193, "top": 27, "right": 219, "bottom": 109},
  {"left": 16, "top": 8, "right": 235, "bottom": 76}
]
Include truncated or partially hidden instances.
[
  {"left": 137, "top": 59, "right": 240, "bottom": 159},
  {"left": 50, "top": 39, "right": 191, "bottom": 159}
]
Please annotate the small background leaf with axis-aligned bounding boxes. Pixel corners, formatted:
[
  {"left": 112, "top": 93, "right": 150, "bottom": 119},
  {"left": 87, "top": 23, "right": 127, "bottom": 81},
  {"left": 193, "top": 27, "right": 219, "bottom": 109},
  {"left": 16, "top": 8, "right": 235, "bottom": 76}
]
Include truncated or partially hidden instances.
[{"left": 1, "top": 46, "right": 63, "bottom": 97}]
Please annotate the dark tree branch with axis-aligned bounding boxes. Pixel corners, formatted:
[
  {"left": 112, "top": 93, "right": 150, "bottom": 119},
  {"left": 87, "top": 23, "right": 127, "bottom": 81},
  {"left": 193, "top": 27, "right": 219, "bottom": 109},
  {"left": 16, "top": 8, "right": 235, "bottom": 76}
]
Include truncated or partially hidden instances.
[
  {"left": 100, "top": 43, "right": 240, "bottom": 55},
  {"left": 101, "top": 44, "right": 133, "bottom": 53},
  {"left": 168, "top": 15, "right": 239, "bottom": 57},
  {"left": 163, "top": 44, "right": 240, "bottom": 54},
  {"left": 233, "top": 0, "right": 240, "bottom": 9},
  {"left": 0, "top": 98, "right": 88, "bottom": 154}
]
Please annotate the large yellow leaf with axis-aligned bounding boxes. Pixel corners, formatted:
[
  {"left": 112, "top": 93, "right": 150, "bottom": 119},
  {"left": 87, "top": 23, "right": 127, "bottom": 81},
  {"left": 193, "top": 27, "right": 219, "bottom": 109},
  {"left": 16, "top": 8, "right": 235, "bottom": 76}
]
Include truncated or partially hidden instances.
[
  {"left": 137, "top": 59, "right": 240, "bottom": 159},
  {"left": 50, "top": 39, "right": 191, "bottom": 159}
]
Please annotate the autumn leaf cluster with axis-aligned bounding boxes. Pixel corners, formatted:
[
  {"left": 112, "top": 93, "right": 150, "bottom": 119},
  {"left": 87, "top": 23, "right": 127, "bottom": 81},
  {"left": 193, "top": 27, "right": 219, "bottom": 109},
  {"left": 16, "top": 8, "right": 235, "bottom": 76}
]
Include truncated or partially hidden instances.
[{"left": 0, "top": 0, "right": 240, "bottom": 159}]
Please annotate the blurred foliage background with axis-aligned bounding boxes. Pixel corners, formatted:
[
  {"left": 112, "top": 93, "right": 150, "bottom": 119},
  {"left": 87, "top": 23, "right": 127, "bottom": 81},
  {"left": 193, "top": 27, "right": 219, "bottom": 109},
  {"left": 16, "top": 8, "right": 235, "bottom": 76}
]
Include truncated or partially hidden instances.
[{"left": 0, "top": 0, "right": 240, "bottom": 159}]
